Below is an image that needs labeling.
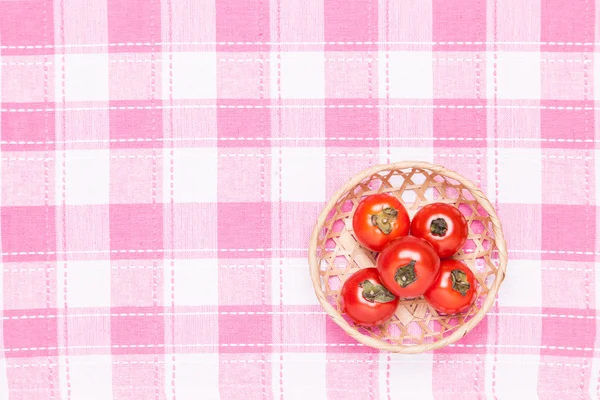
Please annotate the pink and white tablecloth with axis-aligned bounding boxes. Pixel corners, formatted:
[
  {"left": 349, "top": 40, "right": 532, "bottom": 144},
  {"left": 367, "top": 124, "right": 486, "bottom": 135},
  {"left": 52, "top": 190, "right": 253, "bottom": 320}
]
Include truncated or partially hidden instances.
[{"left": 0, "top": 0, "right": 598, "bottom": 398}]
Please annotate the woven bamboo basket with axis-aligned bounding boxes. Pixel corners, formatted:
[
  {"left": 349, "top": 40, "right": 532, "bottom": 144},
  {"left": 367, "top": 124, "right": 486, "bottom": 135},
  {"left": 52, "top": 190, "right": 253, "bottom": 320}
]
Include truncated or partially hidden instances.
[{"left": 308, "top": 161, "right": 508, "bottom": 353}]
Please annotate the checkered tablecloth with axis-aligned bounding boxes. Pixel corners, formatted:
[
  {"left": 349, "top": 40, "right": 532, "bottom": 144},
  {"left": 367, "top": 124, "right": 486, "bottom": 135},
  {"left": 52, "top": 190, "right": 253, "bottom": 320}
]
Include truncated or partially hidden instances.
[{"left": 0, "top": 0, "right": 598, "bottom": 399}]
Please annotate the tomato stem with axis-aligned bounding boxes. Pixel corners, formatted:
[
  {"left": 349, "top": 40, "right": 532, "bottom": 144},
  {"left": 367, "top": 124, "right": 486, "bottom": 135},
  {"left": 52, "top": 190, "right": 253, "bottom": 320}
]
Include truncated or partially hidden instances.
[
  {"left": 359, "top": 280, "right": 396, "bottom": 303},
  {"left": 371, "top": 207, "right": 399, "bottom": 235},
  {"left": 394, "top": 260, "right": 418, "bottom": 288},
  {"left": 450, "top": 269, "right": 470, "bottom": 296},
  {"left": 430, "top": 218, "right": 448, "bottom": 237}
]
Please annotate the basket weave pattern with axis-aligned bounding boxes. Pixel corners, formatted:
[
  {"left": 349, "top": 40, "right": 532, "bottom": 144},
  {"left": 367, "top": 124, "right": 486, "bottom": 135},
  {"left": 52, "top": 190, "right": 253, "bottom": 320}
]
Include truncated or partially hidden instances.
[{"left": 309, "top": 162, "right": 508, "bottom": 353}]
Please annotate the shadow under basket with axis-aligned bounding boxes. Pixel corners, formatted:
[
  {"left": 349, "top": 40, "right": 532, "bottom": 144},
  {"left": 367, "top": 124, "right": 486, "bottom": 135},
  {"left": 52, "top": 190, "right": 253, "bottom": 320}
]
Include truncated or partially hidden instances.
[{"left": 308, "top": 161, "right": 508, "bottom": 353}]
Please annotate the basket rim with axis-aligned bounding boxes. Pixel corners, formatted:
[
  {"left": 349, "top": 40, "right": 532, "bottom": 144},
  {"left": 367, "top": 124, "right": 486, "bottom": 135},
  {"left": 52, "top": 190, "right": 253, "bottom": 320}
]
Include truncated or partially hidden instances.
[{"left": 308, "top": 160, "right": 508, "bottom": 353}]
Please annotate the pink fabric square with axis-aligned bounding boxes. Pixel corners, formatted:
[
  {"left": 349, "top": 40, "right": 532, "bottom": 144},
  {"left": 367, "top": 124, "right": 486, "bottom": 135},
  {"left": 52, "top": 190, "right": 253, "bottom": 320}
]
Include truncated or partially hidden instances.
[
  {"left": 217, "top": 101, "right": 271, "bottom": 147},
  {"left": 542, "top": 262, "right": 595, "bottom": 309},
  {"left": 275, "top": 202, "right": 322, "bottom": 259},
  {"left": 2, "top": 155, "right": 56, "bottom": 206},
  {"left": 433, "top": 54, "right": 486, "bottom": 99},
  {"left": 112, "top": 354, "right": 165, "bottom": 398},
  {"left": 170, "top": 107, "right": 217, "bottom": 148},
  {"left": 107, "top": 0, "right": 161, "bottom": 53},
  {"left": 1, "top": 206, "right": 56, "bottom": 263},
  {"left": 109, "top": 203, "right": 163, "bottom": 260},
  {"left": 215, "top": 0, "right": 270, "bottom": 51},
  {"left": 64, "top": 109, "right": 110, "bottom": 151},
  {"left": 1, "top": 57, "right": 56, "bottom": 103},
  {"left": 495, "top": 106, "right": 541, "bottom": 141},
  {"left": 541, "top": 54, "right": 592, "bottom": 100},
  {"left": 218, "top": 259, "right": 272, "bottom": 305},
  {"left": 383, "top": 107, "right": 433, "bottom": 148},
  {"left": 433, "top": 100, "right": 487, "bottom": 147},
  {"left": 218, "top": 306, "right": 272, "bottom": 353},
  {"left": 172, "top": 311, "right": 218, "bottom": 352},
  {"left": 65, "top": 314, "right": 111, "bottom": 356},
  {"left": 109, "top": 101, "right": 164, "bottom": 149},
  {"left": 0, "top": 0, "right": 54, "bottom": 56},
  {"left": 432, "top": 353, "right": 485, "bottom": 399},
  {"left": 325, "top": 318, "right": 377, "bottom": 353},
  {"left": 325, "top": 54, "right": 379, "bottom": 98},
  {"left": 111, "top": 260, "right": 165, "bottom": 307},
  {"left": 5, "top": 359, "right": 58, "bottom": 400},
  {"left": 541, "top": 308, "right": 595, "bottom": 356},
  {"left": 217, "top": 202, "right": 271, "bottom": 259},
  {"left": 172, "top": 203, "right": 217, "bottom": 259},
  {"left": 538, "top": 355, "right": 592, "bottom": 399},
  {"left": 542, "top": 205, "right": 595, "bottom": 262},
  {"left": 280, "top": 308, "right": 326, "bottom": 351},
  {"left": 65, "top": 205, "right": 110, "bottom": 261},
  {"left": 217, "top": 54, "right": 271, "bottom": 99},
  {"left": 541, "top": 0, "right": 595, "bottom": 51},
  {"left": 1, "top": 107, "right": 55, "bottom": 152},
  {"left": 3, "top": 309, "right": 57, "bottom": 358},
  {"left": 542, "top": 149, "right": 593, "bottom": 205},
  {"left": 109, "top": 53, "right": 163, "bottom": 100},
  {"left": 110, "top": 307, "right": 165, "bottom": 354},
  {"left": 110, "top": 149, "right": 163, "bottom": 204},
  {"left": 326, "top": 353, "right": 379, "bottom": 398},
  {"left": 325, "top": 100, "right": 379, "bottom": 147},
  {"left": 3, "top": 263, "right": 57, "bottom": 310},
  {"left": 218, "top": 148, "right": 271, "bottom": 202},
  {"left": 541, "top": 104, "right": 594, "bottom": 149},
  {"left": 324, "top": 0, "right": 378, "bottom": 50},
  {"left": 432, "top": 0, "right": 486, "bottom": 51},
  {"left": 493, "top": 308, "right": 542, "bottom": 355},
  {"left": 278, "top": 105, "right": 325, "bottom": 145},
  {"left": 219, "top": 353, "right": 271, "bottom": 399}
]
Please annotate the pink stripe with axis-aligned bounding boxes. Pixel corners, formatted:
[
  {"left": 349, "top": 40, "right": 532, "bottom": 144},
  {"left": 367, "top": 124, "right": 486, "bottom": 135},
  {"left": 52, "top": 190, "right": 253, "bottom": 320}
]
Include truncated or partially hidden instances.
[
  {"left": 541, "top": 0, "right": 596, "bottom": 51},
  {"left": 0, "top": 0, "right": 55, "bottom": 56},
  {"left": 432, "top": 0, "right": 486, "bottom": 51},
  {"left": 541, "top": 205, "right": 595, "bottom": 262},
  {"left": 325, "top": 99, "right": 380, "bottom": 147},
  {"left": 540, "top": 102, "right": 595, "bottom": 149},
  {"left": 216, "top": 0, "right": 270, "bottom": 52},
  {"left": 433, "top": 99, "right": 487, "bottom": 148},
  {"left": 1, "top": 106, "right": 56, "bottom": 151},
  {"left": 106, "top": 0, "right": 162, "bottom": 53},
  {"left": 324, "top": 0, "right": 378, "bottom": 51},
  {"left": 1, "top": 206, "right": 57, "bottom": 263}
]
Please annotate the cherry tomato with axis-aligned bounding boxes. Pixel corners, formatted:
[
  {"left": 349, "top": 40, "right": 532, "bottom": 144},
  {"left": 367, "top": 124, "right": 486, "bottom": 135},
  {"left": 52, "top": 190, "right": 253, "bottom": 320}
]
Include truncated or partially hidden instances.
[
  {"left": 410, "top": 203, "right": 468, "bottom": 258},
  {"left": 340, "top": 268, "right": 399, "bottom": 327},
  {"left": 376, "top": 236, "right": 440, "bottom": 298},
  {"left": 352, "top": 193, "right": 410, "bottom": 252},
  {"left": 424, "top": 259, "right": 477, "bottom": 314}
]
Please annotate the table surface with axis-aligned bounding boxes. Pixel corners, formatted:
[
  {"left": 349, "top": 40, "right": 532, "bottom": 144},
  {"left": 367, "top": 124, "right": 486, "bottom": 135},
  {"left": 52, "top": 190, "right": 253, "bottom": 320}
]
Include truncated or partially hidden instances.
[{"left": 0, "top": 0, "right": 599, "bottom": 399}]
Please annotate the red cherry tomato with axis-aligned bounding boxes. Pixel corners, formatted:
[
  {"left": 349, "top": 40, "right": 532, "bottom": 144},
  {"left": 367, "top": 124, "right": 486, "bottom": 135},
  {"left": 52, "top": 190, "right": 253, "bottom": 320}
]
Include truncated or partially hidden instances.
[
  {"left": 352, "top": 193, "right": 410, "bottom": 252},
  {"left": 410, "top": 203, "right": 468, "bottom": 258},
  {"left": 376, "top": 236, "right": 440, "bottom": 298},
  {"left": 340, "top": 268, "right": 399, "bottom": 327},
  {"left": 424, "top": 259, "right": 477, "bottom": 314}
]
